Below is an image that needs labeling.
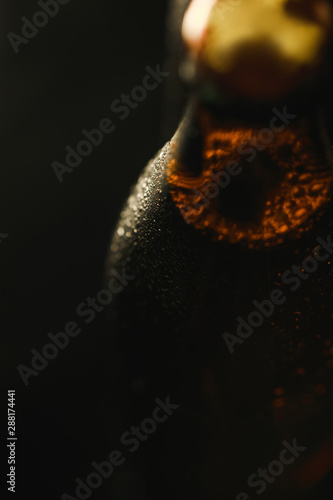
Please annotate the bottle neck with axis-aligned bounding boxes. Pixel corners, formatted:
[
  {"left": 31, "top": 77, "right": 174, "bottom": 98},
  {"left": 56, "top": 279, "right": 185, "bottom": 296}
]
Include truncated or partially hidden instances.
[
  {"left": 175, "top": 92, "right": 332, "bottom": 175},
  {"left": 167, "top": 95, "right": 333, "bottom": 248}
]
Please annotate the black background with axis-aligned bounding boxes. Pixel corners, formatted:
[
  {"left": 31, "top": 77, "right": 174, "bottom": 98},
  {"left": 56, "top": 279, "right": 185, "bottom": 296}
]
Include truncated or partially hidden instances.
[
  {"left": 0, "top": 1, "right": 186, "bottom": 498},
  {"left": 4, "top": 2, "right": 333, "bottom": 499}
]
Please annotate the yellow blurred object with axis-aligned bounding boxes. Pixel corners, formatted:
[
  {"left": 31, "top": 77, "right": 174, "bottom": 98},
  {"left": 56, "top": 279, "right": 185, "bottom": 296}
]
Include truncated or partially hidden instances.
[
  {"left": 203, "top": 0, "right": 326, "bottom": 75},
  {"left": 182, "top": 0, "right": 333, "bottom": 98}
]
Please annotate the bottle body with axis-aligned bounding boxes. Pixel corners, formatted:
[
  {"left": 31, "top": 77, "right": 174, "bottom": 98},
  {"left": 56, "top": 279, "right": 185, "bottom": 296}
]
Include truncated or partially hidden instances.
[{"left": 106, "top": 118, "right": 333, "bottom": 498}]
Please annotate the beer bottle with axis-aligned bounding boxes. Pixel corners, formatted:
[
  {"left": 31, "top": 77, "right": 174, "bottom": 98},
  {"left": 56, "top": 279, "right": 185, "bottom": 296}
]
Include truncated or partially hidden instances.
[{"left": 106, "top": 1, "right": 333, "bottom": 498}]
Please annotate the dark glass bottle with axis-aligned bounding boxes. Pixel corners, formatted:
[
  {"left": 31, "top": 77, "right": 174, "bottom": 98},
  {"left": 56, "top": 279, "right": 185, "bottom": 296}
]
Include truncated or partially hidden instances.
[{"left": 105, "top": 1, "right": 333, "bottom": 498}]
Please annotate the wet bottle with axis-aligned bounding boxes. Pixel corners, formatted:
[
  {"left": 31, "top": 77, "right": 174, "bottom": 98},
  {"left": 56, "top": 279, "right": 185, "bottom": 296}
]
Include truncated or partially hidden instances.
[{"left": 105, "top": 1, "right": 333, "bottom": 498}]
